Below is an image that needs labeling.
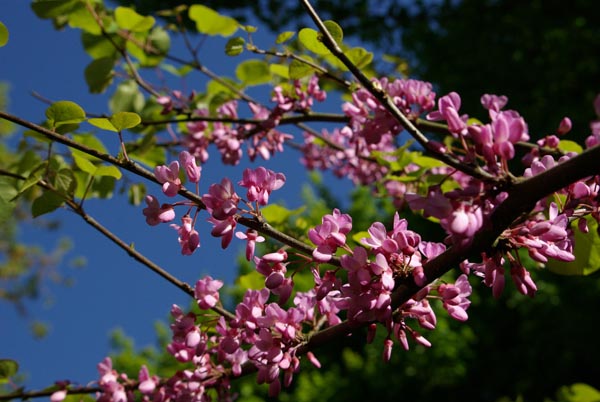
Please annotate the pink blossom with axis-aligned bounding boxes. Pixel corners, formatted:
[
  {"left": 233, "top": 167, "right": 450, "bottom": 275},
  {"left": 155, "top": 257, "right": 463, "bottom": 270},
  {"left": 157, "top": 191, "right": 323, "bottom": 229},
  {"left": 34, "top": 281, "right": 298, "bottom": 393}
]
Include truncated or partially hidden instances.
[
  {"left": 170, "top": 215, "right": 200, "bottom": 255},
  {"left": 239, "top": 167, "right": 286, "bottom": 205},
  {"left": 426, "top": 92, "right": 467, "bottom": 135},
  {"left": 308, "top": 208, "right": 352, "bottom": 261},
  {"left": 209, "top": 215, "right": 237, "bottom": 249},
  {"left": 202, "top": 178, "right": 240, "bottom": 220},
  {"left": 50, "top": 390, "right": 67, "bottom": 402},
  {"left": 142, "top": 195, "right": 175, "bottom": 225},
  {"left": 179, "top": 150, "right": 201, "bottom": 183},
  {"left": 438, "top": 274, "right": 472, "bottom": 321},
  {"left": 195, "top": 276, "right": 224, "bottom": 309},
  {"left": 154, "top": 160, "right": 181, "bottom": 197},
  {"left": 557, "top": 117, "right": 572, "bottom": 135},
  {"left": 235, "top": 229, "right": 265, "bottom": 260}
]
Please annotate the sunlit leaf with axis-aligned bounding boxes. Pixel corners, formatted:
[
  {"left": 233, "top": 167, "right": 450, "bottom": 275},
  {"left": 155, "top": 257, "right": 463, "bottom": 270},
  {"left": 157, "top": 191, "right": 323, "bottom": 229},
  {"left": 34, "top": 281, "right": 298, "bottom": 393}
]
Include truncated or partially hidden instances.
[
  {"left": 225, "top": 37, "right": 245, "bottom": 56},
  {"left": 115, "top": 7, "right": 155, "bottom": 32},
  {"left": 269, "top": 63, "right": 289, "bottom": 79},
  {"left": 126, "top": 27, "right": 170, "bottom": 67},
  {"left": 275, "top": 31, "right": 295, "bottom": 44},
  {"left": 88, "top": 117, "right": 118, "bottom": 132},
  {"left": 345, "top": 46, "right": 373, "bottom": 69},
  {"left": 67, "top": 6, "right": 101, "bottom": 35},
  {"left": 0, "top": 21, "right": 8, "bottom": 47},
  {"left": 188, "top": 4, "right": 238, "bottom": 37},
  {"left": 558, "top": 140, "right": 583, "bottom": 154},
  {"left": 298, "top": 28, "right": 329, "bottom": 55},
  {"left": 110, "top": 111, "right": 141, "bottom": 130},
  {"left": 95, "top": 165, "right": 122, "bottom": 179},
  {"left": 82, "top": 32, "right": 121, "bottom": 59},
  {"left": 45, "top": 101, "right": 86, "bottom": 128},
  {"left": 237, "top": 271, "right": 264, "bottom": 290},
  {"left": 84, "top": 57, "right": 115, "bottom": 93},
  {"left": 261, "top": 204, "right": 305, "bottom": 225},
  {"left": 289, "top": 59, "right": 316, "bottom": 79},
  {"left": 72, "top": 152, "right": 97, "bottom": 174},
  {"left": 235, "top": 59, "right": 270, "bottom": 86},
  {"left": 30, "top": 0, "right": 80, "bottom": 19}
]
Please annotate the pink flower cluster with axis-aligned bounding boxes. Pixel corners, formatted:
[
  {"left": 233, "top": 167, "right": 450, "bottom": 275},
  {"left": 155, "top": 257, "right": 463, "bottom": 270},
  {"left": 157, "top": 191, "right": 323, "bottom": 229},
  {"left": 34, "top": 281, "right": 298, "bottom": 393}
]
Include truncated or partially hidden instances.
[{"left": 181, "top": 75, "right": 325, "bottom": 166}]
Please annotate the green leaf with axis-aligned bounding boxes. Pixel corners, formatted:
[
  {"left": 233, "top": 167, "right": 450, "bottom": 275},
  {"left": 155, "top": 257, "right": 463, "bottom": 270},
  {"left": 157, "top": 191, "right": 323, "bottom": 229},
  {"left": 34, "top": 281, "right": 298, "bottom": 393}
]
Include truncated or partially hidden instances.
[
  {"left": 269, "top": 63, "right": 290, "bottom": 79},
  {"left": 88, "top": 117, "right": 118, "bottom": 132},
  {"left": 115, "top": 7, "right": 155, "bottom": 32},
  {"left": 32, "top": 191, "right": 64, "bottom": 217},
  {"left": 188, "top": 5, "right": 238, "bottom": 37},
  {"left": 84, "top": 57, "right": 115, "bottom": 93},
  {"left": 351, "top": 231, "right": 370, "bottom": 245},
  {"left": 54, "top": 168, "right": 76, "bottom": 196},
  {"left": 72, "top": 133, "right": 108, "bottom": 154},
  {"left": 67, "top": 6, "right": 101, "bottom": 35},
  {"left": 45, "top": 101, "right": 86, "bottom": 128},
  {"left": 289, "top": 59, "right": 316, "bottom": 79},
  {"left": 31, "top": 0, "right": 79, "bottom": 19},
  {"left": 556, "top": 383, "right": 600, "bottom": 402},
  {"left": 298, "top": 28, "right": 329, "bottom": 55},
  {"left": 82, "top": 32, "right": 121, "bottom": 59},
  {"left": 0, "top": 359, "right": 18, "bottom": 379},
  {"left": 128, "top": 182, "right": 146, "bottom": 206},
  {"left": 345, "top": 46, "right": 373, "bottom": 69},
  {"left": 298, "top": 21, "right": 342, "bottom": 55},
  {"left": 109, "top": 80, "right": 144, "bottom": 113},
  {"left": 547, "top": 216, "right": 600, "bottom": 276},
  {"left": 72, "top": 152, "right": 97, "bottom": 174},
  {"left": 225, "top": 37, "right": 245, "bottom": 56},
  {"left": 261, "top": 204, "right": 305, "bottom": 225},
  {"left": 126, "top": 26, "right": 170, "bottom": 67},
  {"left": 0, "top": 21, "right": 9, "bottom": 47},
  {"left": 237, "top": 271, "right": 265, "bottom": 291},
  {"left": 95, "top": 165, "right": 122, "bottom": 179},
  {"left": 558, "top": 140, "right": 583, "bottom": 154},
  {"left": 275, "top": 31, "right": 295, "bottom": 44},
  {"left": 235, "top": 59, "right": 270, "bottom": 86},
  {"left": 0, "top": 181, "right": 16, "bottom": 224},
  {"left": 110, "top": 111, "right": 141, "bottom": 130}
]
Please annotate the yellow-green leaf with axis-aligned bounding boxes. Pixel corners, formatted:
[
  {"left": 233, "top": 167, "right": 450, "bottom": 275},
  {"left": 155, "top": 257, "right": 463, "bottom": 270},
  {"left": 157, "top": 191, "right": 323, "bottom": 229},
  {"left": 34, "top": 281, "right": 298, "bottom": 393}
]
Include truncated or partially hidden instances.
[
  {"left": 110, "top": 111, "right": 141, "bottom": 130},
  {"left": 0, "top": 21, "right": 9, "bottom": 47},
  {"left": 115, "top": 6, "right": 155, "bottom": 32},
  {"left": 67, "top": 6, "right": 101, "bottom": 34},
  {"left": 558, "top": 140, "right": 583, "bottom": 154},
  {"left": 270, "top": 63, "right": 290, "bottom": 79},
  {"left": 289, "top": 59, "right": 316, "bottom": 79},
  {"left": 188, "top": 5, "right": 238, "bottom": 37},
  {"left": 46, "top": 101, "right": 86, "bottom": 128},
  {"left": 276, "top": 31, "right": 295, "bottom": 44},
  {"left": 225, "top": 37, "right": 245, "bottom": 56},
  {"left": 237, "top": 271, "right": 264, "bottom": 290},
  {"left": 88, "top": 117, "right": 118, "bottom": 132},
  {"left": 298, "top": 28, "right": 329, "bottom": 55},
  {"left": 235, "top": 59, "right": 270, "bottom": 86},
  {"left": 95, "top": 165, "right": 122, "bottom": 179},
  {"left": 345, "top": 46, "right": 373, "bottom": 69},
  {"left": 72, "top": 152, "right": 97, "bottom": 174},
  {"left": 32, "top": 191, "right": 64, "bottom": 217}
]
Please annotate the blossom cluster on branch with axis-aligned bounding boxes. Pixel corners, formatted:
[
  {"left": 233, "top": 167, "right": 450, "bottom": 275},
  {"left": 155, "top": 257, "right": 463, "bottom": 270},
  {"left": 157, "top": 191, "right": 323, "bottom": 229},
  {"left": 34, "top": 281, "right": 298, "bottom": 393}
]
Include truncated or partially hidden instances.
[{"left": 2, "top": 1, "right": 600, "bottom": 401}]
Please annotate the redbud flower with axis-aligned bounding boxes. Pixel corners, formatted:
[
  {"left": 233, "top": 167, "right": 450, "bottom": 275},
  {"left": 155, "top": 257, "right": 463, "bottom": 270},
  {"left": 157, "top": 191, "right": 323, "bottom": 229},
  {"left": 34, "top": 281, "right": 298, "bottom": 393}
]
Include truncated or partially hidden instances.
[
  {"left": 308, "top": 208, "right": 353, "bottom": 261},
  {"left": 438, "top": 274, "right": 472, "bottom": 321},
  {"left": 557, "top": 117, "right": 572, "bottom": 135},
  {"left": 195, "top": 276, "right": 224, "bottom": 310},
  {"left": 202, "top": 178, "right": 240, "bottom": 220},
  {"left": 154, "top": 160, "right": 181, "bottom": 197},
  {"left": 179, "top": 150, "right": 201, "bottom": 183},
  {"left": 239, "top": 167, "right": 286, "bottom": 205},
  {"left": 142, "top": 195, "right": 175, "bottom": 225},
  {"left": 171, "top": 215, "right": 200, "bottom": 255},
  {"left": 235, "top": 229, "right": 265, "bottom": 260}
]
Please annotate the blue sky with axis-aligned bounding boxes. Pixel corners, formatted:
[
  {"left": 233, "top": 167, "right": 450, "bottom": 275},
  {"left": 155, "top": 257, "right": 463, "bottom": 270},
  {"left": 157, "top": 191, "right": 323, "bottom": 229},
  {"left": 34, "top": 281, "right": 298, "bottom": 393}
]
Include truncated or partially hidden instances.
[{"left": 0, "top": 2, "right": 354, "bottom": 394}]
